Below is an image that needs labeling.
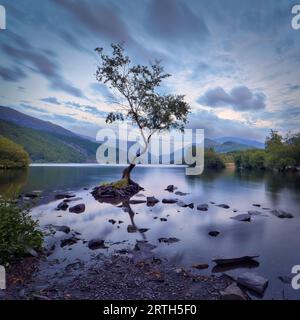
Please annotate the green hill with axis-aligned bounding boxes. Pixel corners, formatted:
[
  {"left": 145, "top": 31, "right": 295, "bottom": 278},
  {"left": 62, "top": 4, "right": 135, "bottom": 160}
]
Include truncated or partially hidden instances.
[
  {"left": 0, "top": 135, "right": 29, "bottom": 168},
  {"left": 0, "top": 120, "right": 98, "bottom": 163}
]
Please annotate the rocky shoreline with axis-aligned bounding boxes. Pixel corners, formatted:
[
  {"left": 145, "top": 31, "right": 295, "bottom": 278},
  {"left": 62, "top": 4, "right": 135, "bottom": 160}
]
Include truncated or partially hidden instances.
[{"left": 1, "top": 182, "right": 295, "bottom": 300}]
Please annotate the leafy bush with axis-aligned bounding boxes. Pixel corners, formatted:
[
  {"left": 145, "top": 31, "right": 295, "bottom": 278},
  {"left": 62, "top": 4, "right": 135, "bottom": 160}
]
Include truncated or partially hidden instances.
[
  {"left": 0, "top": 135, "right": 29, "bottom": 169},
  {"left": 0, "top": 199, "right": 43, "bottom": 265},
  {"left": 204, "top": 148, "right": 225, "bottom": 169}
]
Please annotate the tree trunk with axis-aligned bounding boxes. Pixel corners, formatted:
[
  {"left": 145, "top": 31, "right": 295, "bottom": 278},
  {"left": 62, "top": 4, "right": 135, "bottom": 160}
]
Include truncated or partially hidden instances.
[{"left": 122, "top": 163, "right": 136, "bottom": 182}]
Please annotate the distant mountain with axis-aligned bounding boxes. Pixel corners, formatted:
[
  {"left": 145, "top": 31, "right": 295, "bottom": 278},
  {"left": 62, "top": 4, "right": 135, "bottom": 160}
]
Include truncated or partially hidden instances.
[
  {"left": 214, "top": 141, "right": 253, "bottom": 153},
  {"left": 0, "top": 107, "right": 99, "bottom": 163},
  {"left": 0, "top": 106, "right": 77, "bottom": 137},
  {"left": 214, "top": 136, "right": 264, "bottom": 149}
]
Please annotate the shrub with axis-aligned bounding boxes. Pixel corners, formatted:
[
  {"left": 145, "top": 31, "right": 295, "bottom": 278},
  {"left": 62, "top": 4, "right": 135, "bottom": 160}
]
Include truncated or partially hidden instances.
[
  {"left": 0, "top": 135, "right": 29, "bottom": 169},
  {"left": 0, "top": 199, "right": 43, "bottom": 265},
  {"left": 204, "top": 148, "right": 225, "bottom": 169}
]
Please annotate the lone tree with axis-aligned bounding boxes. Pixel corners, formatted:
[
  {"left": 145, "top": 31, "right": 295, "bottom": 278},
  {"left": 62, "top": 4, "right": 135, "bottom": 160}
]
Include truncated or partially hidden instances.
[{"left": 95, "top": 43, "right": 190, "bottom": 184}]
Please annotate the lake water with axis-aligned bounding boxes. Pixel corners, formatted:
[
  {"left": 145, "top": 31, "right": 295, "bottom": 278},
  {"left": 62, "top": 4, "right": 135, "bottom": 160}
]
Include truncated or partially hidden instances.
[{"left": 1, "top": 165, "right": 300, "bottom": 300}]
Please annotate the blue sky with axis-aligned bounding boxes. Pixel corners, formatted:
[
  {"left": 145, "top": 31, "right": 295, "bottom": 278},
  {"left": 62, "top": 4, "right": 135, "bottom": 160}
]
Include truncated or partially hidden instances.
[{"left": 0, "top": 0, "right": 299, "bottom": 141}]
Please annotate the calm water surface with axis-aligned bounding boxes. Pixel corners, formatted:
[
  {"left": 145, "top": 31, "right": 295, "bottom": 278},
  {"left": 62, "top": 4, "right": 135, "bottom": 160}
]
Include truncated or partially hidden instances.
[{"left": 1, "top": 165, "right": 300, "bottom": 299}]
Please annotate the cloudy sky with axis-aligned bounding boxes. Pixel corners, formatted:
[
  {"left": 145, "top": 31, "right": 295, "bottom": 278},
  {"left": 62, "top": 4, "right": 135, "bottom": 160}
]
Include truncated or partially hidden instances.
[{"left": 0, "top": 0, "right": 299, "bottom": 141}]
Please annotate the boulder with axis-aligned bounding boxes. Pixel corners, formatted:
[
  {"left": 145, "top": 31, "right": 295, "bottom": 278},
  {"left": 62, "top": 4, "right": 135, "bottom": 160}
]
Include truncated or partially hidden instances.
[
  {"left": 212, "top": 255, "right": 259, "bottom": 266},
  {"left": 162, "top": 198, "right": 178, "bottom": 204},
  {"left": 230, "top": 214, "right": 251, "bottom": 222},
  {"left": 220, "top": 283, "right": 247, "bottom": 300},
  {"left": 237, "top": 272, "right": 268, "bottom": 295},
  {"left": 146, "top": 196, "right": 159, "bottom": 207},
  {"left": 69, "top": 204, "right": 85, "bottom": 214},
  {"left": 197, "top": 203, "right": 209, "bottom": 211},
  {"left": 271, "top": 209, "right": 294, "bottom": 219},
  {"left": 88, "top": 239, "right": 107, "bottom": 250},
  {"left": 108, "top": 219, "right": 116, "bottom": 224},
  {"left": 25, "top": 192, "right": 40, "bottom": 199},
  {"left": 217, "top": 204, "right": 230, "bottom": 209},
  {"left": 160, "top": 218, "right": 168, "bottom": 222},
  {"left": 208, "top": 231, "right": 220, "bottom": 237}
]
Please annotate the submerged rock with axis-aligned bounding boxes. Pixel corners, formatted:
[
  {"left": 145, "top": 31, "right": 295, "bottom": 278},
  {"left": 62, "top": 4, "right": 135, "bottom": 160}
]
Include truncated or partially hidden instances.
[
  {"left": 138, "top": 228, "right": 150, "bottom": 233},
  {"left": 217, "top": 204, "right": 230, "bottom": 209},
  {"left": 88, "top": 239, "right": 107, "bottom": 250},
  {"left": 248, "top": 210, "right": 262, "bottom": 216},
  {"left": 60, "top": 236, "right": 79, "bottom": 247},
  {"left": 55, "top": 193, "right": 76, "bottom": 200},
  {"left": 230, "top": 214, "right": 251, "bottom": 222},
  {"left": 69, "top": 204, "right": 85, "bottom": 214},
  {"left": 52, "top": 225, "right": 71, "bottom": 234},
  {"left": 162, "top": 198, "right": 178, "bottom": 204},
  {"left": 237, "top": 272, "right": 268, "bottom": 295},
  {"left": 158, "top": 237, "right": 180, "bottom": 244},
  {"left": 208, "top": 231, "right": 220, "bottom": 237},
  {"left": 129, "top": 199, "right": 147, "bottom": 204},
  {"left": 175, "top": 191, "right": 189, "bottom": 196},
  {"left": 177, "top": 200, "right": 194, "bottom": 209},
  {"left": 220, "top": 283, "right": 247, "bottom": 300},
  {"left": 191, "top": 263, "right": 209, "bottom": 270},
  {"left": 212, "top": 255, "right": 259, "bottom": 266},
  {"left": 271, "top": 209, "right": 294, "bottom": 219},
  {"left": 197, "top": 203, "right": 209, "bottom": 211}
]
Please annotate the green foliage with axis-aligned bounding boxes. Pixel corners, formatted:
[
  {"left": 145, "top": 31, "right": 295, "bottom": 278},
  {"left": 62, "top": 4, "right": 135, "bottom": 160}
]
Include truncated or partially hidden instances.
[
  {"left": 95, "top": 43, "right": 190, "bottom": 135},
  {"left": 101, "top": 178, "right": 129, "bottom": 189},
  {"left": 204, "top": 148, "right": 225, "bottom": 169},
  {"left": 0, "top": 135, "right": 29, "bottom": 168},
  {"left": 0, "top": 120, "right": 98, "bottom": 163},
  {"left": 0, "top": 199, "right": 43, "bottom": 265},
  {"left": 233, "top": 130, "right": 300, "bottom": 171}
]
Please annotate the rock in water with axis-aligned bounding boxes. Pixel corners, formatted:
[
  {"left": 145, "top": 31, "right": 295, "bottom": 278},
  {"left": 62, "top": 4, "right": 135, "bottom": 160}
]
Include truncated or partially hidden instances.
[
  {"left": 230, "top": 214, "right": 251, "bottom": 222},
  {"left": 146, "top": 196, "right": 159, "bottom": 206},
  {"left": 220, "top": 283, "right": 247, "bottom": 300},
  {"left": 208, "top": 231, "right": 220, "bottom": 237},
  {"left": 177, "top": 200, "right": 194, "bottom": 209},
  {"left": 191, "top": 263, "right": 209, "bottom": 270},
  {"left": 88, "top": 239, "right": 107, "bottom": 250},
  {"left": 197, "top": 203, "right": 209, "bottom": 211},
  {"left": 237, "top": 272, "right": 268, "bottom": 295},
  {"left": 57, "top": 202, "right": 69, "bottom": 211},
  {"left": 248, "top": 210, "right": 262, "bottom": 216},
  {"left": 271, "top": 209, "right": 294, "bottom": 219},
  {"left": 165, "top": 185, "right": 177, "bottom": 192},
  {"left": 127, "top": 225, "right": 137, "bottom": 233},
  {"left": 52, "top": 225, "right": 71, "bottom": 234},
  {"left": 175, "top": 191, "right": 189, "bottom": 196},
  {"left": 252, "top": 203, "right": 261, "bottom": 207},
  {"left": 55, "top": 193, "right": 76, "bottom": 200},
  {"left": 162, "top": 198, "right": 178, "bottom": 204},
  {"left": 158, "top": 237, "right": 180, "bottom": 244},
  {"left": 212, "top": 255, "right": 259, "bottom": 266},
  {"left": 129, "top": 199, "right": 147, "bottom": 204},
  {"left": 69, "top": 204, "right": 85, "bottom": 214},
  {"left": 217, "top": 204, "right": 230, "bottom": 209}
]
